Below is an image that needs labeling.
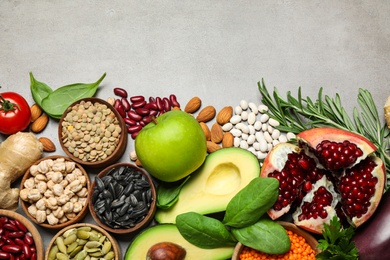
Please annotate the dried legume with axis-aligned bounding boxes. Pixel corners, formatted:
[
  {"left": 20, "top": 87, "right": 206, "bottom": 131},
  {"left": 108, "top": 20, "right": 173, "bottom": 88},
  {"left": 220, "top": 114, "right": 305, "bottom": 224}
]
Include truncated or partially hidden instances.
[
  {"left": 0, "top": 216, "right": 37, "bottom": 260},
  {"left": 61, "top": 100, "right": 122, "bottom": 162},
  {"left": 92, "top": 165, "right": 153, "bottom": 229},
  {"left": 239, "top": 229, "right": 316, "bottom": 260}
]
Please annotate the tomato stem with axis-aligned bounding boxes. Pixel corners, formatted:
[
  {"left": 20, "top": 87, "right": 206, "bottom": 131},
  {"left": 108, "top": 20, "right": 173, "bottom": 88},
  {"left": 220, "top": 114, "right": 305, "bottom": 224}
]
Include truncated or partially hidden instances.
[{"left": 0, "top": 94, "right": 20, "bottom": 113}]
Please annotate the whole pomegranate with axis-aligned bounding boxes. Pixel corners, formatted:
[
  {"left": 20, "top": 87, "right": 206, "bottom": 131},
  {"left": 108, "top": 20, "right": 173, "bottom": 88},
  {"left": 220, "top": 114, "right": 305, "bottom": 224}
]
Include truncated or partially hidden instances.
[{"left": 261, "top": 127, "right": 385, "bottom": 234}]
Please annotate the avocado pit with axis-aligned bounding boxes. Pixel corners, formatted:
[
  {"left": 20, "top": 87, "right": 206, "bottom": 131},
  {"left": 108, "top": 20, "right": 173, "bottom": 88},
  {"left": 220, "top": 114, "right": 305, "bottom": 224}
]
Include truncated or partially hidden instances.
[{"left": 147, "top": 242, "right": 186, "bottom": 260}]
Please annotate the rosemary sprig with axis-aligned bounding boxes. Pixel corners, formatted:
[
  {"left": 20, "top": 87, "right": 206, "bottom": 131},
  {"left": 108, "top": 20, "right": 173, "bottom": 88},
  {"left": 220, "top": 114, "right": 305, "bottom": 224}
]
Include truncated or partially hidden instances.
[{"left": 258, "top": 79, "right": 390, "bottom": 191}]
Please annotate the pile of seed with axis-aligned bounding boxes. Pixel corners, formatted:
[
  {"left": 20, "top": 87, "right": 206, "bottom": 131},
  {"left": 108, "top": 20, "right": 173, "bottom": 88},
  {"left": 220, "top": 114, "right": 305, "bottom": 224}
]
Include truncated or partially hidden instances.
[
  {"left": 61, "top": 100, "right": 122, "bottom": 162},
  {"left": 222, "top": 100, "right": 296, "bottom": 160},
  {"left": 47, "top": 226, "right": 115, "bottom": 260},
  {"left": 92, "top": 165, "right": 153, "bottom": 229}
]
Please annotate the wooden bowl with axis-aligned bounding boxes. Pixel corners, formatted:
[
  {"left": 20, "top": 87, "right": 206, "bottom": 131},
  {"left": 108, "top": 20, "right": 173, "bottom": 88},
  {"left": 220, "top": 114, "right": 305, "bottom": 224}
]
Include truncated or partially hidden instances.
[
  {"left": 0, "top": 209, "right": 45, "bottom": 259},
  {"left": 58, "top": 97, "right": 127, "bottom": 169},
  {"left": 231, "top": 221, "right": 320, "bottom": 259},
  {"left": 20, "top": 155, "right": 91, "bottom": 230},
  {"left": 88, "top": 163, "right": 157, "bottom": 235},
  {"left": 45, "top": 222, "right": 121, "bottom": 259}
]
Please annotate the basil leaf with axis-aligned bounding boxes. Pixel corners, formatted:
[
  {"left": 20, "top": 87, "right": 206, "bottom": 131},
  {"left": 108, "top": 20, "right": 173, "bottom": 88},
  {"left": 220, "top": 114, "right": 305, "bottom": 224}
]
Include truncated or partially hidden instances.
[
  {"left": 176, "top": 212, "right": 236, "bottom": 249},
  {"left": 231, "top": 217, "right": 290, "bottom": 255},
  {"left": 157, "top": 176, "right": 190, "bottom": 209},
  {"left": 30, "top": 72, "right": 53, "bottom": 105},
  {"left": 40, "top": 72, "right": 106, "bottom": 118},
  {"left": 222, "top": 177, "right": 279, "bottom": 228}
]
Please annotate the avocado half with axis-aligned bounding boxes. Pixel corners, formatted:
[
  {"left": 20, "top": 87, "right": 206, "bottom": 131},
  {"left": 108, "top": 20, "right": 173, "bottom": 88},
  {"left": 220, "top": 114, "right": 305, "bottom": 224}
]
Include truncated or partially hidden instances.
[
  {"left": 125, "top": 224, "right": 234, "bottom": 260},
  {"left": 155, "top": 147, "right": 261, "bottom": 223}
]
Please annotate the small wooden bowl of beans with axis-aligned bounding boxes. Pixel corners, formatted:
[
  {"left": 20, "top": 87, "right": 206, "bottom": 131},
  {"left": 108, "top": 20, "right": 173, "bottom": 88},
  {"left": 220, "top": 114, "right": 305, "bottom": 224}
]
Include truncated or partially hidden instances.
[
  {"left": 19, "top": 155, "right": 91, "bottom": 230},
  {"left": 58, "top": 97, "right": 128, "bottom": 169},
  {"left": 88, "top": 163, "right": 157, "bottom": 235},
  {"left": 0, "top": 209, "right": 45, "bottom": 260},
  {"left": 232, "top": 221, "right": 320, "bottom": 260},
  {"left": 45, "top": 222, "right": 121, "bottom": 260}
]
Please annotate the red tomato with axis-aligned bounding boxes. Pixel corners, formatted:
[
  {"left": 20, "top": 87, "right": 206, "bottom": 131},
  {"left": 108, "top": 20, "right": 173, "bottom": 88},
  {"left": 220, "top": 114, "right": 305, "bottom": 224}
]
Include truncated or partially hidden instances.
[{"left": 0, "top": 92, "right": 31, "bottom": 135}]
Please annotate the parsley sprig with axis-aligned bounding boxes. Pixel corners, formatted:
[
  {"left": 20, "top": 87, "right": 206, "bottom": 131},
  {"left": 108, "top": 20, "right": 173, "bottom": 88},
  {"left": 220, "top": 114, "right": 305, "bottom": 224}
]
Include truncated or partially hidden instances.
[
  {"left": 316, "top": 216, "right": 359, "bottom": 259},
  {"left": 258, "top": 79, "right": 390, "bottom": 191}
]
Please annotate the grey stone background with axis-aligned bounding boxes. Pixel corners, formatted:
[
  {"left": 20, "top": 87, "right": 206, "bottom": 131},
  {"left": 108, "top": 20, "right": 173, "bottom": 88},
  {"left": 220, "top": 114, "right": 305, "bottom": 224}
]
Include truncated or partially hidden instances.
[{"left": 1, "top": 0, "right": 389, "bottom": 256}]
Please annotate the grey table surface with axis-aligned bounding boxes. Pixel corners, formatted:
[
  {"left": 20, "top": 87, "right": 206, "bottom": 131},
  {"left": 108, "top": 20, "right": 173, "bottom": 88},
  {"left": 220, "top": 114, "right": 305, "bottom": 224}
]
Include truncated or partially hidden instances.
[{"left": 1, "top": 0, "right": 389, "bottom": 258}]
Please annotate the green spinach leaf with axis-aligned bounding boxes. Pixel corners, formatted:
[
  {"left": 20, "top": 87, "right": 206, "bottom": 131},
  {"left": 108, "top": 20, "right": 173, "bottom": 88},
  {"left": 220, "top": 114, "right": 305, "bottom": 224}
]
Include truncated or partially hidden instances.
[
  {"left": 41, "top": 72, "right": 106, "bottom": 118},
  {"left": 157, "top": 176, "right": 190, "bottom": 209},
  {"left": 30, "top": 72, "right": 53, "bottom": 105},
  {"left": 231, "top": 217, "right": 290, "bottom": 255},
  {"left": 176, "top": 212, "right": 236, "bottom": 249},
  {"left": 222, "top": 177, "right": 279, "bottom": 228}
]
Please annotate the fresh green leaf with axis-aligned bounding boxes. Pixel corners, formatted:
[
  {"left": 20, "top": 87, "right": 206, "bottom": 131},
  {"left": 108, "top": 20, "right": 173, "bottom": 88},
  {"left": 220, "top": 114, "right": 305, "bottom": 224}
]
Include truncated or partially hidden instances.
[
  {"left": 30, "top": 72, "right": 53, "bottom": 105},
  {"left": 231, "top": 217, "right": 290, "bottom": 255},
  {"left": 36, "top": 73, "right": 106, "bottom": 119},
  {"left": 316, "top": 216, "right": 359, "bottom": 260},
  {"left": 222, "top": 177, "right": 279, "bottom": 228},
  {"left": 156, "top": 176, "right": 190, "bottom": 209},
  {"left": 176, "top": 212, "right": 236, "bottom": 249}
]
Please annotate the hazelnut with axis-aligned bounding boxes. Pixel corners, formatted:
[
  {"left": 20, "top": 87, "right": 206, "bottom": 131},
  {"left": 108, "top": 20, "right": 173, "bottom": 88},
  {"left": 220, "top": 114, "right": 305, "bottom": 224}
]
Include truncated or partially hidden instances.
[{"left": 146, "top": 242, "right": 186, "bottom": 260}]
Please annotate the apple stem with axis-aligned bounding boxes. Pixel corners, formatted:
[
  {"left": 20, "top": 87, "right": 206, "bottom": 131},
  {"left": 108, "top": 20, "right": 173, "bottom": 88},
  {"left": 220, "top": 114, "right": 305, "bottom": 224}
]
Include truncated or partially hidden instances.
[{"left": 151, "top": 116, "right": 158, "bottom": 125}]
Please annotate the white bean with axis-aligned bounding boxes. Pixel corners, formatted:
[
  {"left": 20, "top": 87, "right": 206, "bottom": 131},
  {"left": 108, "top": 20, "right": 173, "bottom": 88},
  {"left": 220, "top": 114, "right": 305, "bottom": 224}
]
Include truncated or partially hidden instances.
[
  {"left": 247, "top": 112, "right": 256, "bottom": 125},
  {"left": 260, "top": 114, "right": 269, "bottom": 123},
  {"left": 257, "top": 151, "right": 268, "bottom": 160},
  {"left": 241, "top": 124, "right": 249, "bottom": 134},
  {"left": 247, "top": 134, "right": 256, "bottom": 145},
  {"left": 261, "top": 123, "right": 268, "bottom": 132},
  {"left": 258, "top": 104, "right": 268, "bottom": 113},
  {"left": 259, "top": 138, "right": 268, "bottom": 153},
  {"left": 254, "top": 121, "right": 262, "bottom": 130},
  {"left": 287, "top": 132, "right": 296, "bottom": 140},
  {"left": 267, "top": 125, "right": 274, "bottom": 134},
  {"left": 240, "top": 100, "right": 248, "bottom": 110},
  {"left": 267, "top": 143, "right": 273, "bottom": 151},
  {"left": 253, "top": 142, "right": 260, "bottom": 151},
  {"left": 239, "top": 140, "right": 249, "bottom": 149},
  {"left": 248, "top": 125, "right": 255, "bottom": 135},
  {"left": 234, "top": 105, "right": 243, "bottom": 115},
  {"left": 230, "top": 128, "right": 242, "bottom": 137},
  {"left": 241, "top": 133, "right": 248, "bottom": 140},
  {"left": 269, "top": 118, "right": 280, "bottom": 127},
  {"left": 241, "top": 111, "right": 248, "bottom": 121},
  {"left": 279, "top": 135, "right": 288, "bottom": 143},
  {"left": 272, "top": 139, "right": 280, "bottom": 146},
  {"left": 263, "top": 132, "right": 273, "bottom": 143},
  {"left": 255, "top": 131, "right": 264, "bottom": 142},
  {"left": 248, "top": 102, "right": 258, "bottom": 114},
  {"left": 230, "top": 115, "right": 241, "bottom": 124},
  {"left": 234, "top": 137, "right": 241, "bottom": 147},
  {"left": 247, "top": 147, "right": 256, "bottom": 155},
  {"left": 222, "top": 122, "right": 233, "bottom": 131},
  {"left": 272, "top": 129, "right": 281, "bottom": 140}
]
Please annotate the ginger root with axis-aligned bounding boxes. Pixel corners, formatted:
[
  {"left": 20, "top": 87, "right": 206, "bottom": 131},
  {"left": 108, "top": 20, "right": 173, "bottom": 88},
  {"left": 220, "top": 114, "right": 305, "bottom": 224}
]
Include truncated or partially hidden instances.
[
  {"left": 384, "top": 96, "right": 390, "bottom": 129},
  {"left": 0, "top": 132, "right": 43, "bottom": 210}
]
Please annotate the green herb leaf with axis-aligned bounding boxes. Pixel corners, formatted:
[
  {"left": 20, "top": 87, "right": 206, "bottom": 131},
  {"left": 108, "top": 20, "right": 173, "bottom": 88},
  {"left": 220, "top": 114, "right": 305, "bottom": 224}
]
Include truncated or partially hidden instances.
[
  {"left": 157, "top": 176, "right": 190, "bottom": 209},
  {"left": 316, "top": 216, "right": 359, "bottom": 260},
  {"left": 30, "top": 72, "right": 53, "bottom": 105},
  {"left": 176, "top": 212, "right": 236, "bottom": 249},
  {"left": 222, "top": 177, "right": 279, "bottom": 228},
  {"left": 41, "top": 73, "right": 106, "bottom": 118},
  {"left": 231, "top": 217, "right": 290, "bottom": 255}
]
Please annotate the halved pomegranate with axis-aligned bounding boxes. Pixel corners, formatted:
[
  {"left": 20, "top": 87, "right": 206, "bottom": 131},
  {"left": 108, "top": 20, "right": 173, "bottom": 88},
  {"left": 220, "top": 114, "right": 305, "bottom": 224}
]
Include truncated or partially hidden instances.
[{"left": 261, "top": 127, "right": 385, "bottom": 234}]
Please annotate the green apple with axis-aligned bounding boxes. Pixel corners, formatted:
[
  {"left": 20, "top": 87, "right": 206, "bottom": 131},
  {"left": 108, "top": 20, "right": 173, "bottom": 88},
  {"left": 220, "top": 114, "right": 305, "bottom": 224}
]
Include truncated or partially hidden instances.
[{"left": 135, "top": 110, "right": 207, "bottom": 182}]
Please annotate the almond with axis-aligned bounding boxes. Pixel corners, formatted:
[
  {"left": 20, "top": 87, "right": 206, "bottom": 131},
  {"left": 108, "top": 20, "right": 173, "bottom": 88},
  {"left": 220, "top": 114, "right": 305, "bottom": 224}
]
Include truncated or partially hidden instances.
[
  {"left": 30, "top": 104, "right": 43, "bottom": 123},
  {"left": 210, "top": 123, "right": 223, "bottom": 143},
  {"left": 135, "top": 159, "right": 142, "bottom": 167},
  {"left": 39, "top": 137, "right": 56, "bottom": 152},
  {"left": 31, "top": 114, "right": 49, "bottom": 133},
  {"left": 172, "top": 106, "right": 181, "bottom": 111},
  {"left": 222, "top": 132, "right": 234, "bottom": 148},
  {"left": 216, "top": 106, "right": 233, "bottom": 125},
  {"left": 184, "top": 96, "right": 202, "bottom": 113},
  {"left": 196, "top": 106, "right": 216, "bottom": 123},
  {"left": 206, "top": 141, "right": 221, "bottom": 153},
  {"left": 199, "top": 122, "right": 211, "bottom": 141}
]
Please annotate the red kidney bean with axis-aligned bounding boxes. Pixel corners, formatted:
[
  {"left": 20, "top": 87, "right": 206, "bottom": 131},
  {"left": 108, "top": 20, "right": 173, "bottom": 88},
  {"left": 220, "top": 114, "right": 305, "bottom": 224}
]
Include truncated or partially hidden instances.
[
  {"left": 124, "top": 117, "right": 137, "bottom": 126},
  {"left": 0, "top": 228, "right": 3, "bottom": 236},
  {"left": 131, "top": 131, "right": 139, "bottom": 139},
  {"left": 149, "top": 110, "right": 158, "bottom": 117},
  {"left": 2, "top": 245, "right": 21, "bottom": 254},
  {"left": 127, "top": 111, "right": 143, "bottom": 121},
  {"left": 163, "top": 97, "right": 171, "bottom": 112},
  {"left": 113, "top": 87, "right": 128, "bottom": 98},
  {"left": 169, "top": 94, "right": 180, "bottom": 107},
  {"left": 13, "top": 239, "right": 24, "bottom": 247},
  {"left": 21, "top": 244, "right": 31, "bottom": 259},
  {"left": 113, "top": 99, "right": 121, "bottom": 109},
  {"left": 142, "top": 116, "right": 153, "bottom": 124},
  {"left": 135, "top": 108, "right": 150, "bottom": 116},
  {"left": 116, "top": 104, "right": 126, "bottom": 118},
  {"left": 127, "top": 125, "right": 142, "bottom": 133},
  {"left": 139, "top": 120, "right": 146, "bottom": 127},
  {"left": 155, "top": 97, "right": 163, "bottom": 110},
  {"left": 131, "top": 101, "right": 146, "bottom": 109},
  {"left": 149, "top": 96, "right": 156, "bottom": 103},
  {"left": 1, "top": 236, "right": 15, "bottom": 245},
  {"left": 0, "top": 252, "right": 10, "bottom": 259},
  {"left": 23, "top": 234, "right": 33, "bottom": 246},
  {"left": 30, "top": 252, "right": 36, "bottom": 260},
  {"left": 3, "top": 224, "right": 18, "bottom": 232},
  {"left": 8, "top": 231, "right": 24, "bottom": 239},
  {"left": 130, "top": 95, "right": 145, "bottom": 103},
  {"left": 13, "top": 221, "right": 26, "bottom": 233},
  {"left": 144, "top": 102, "right": 158, "bottom": 110},
  {"left": 121, "top": 97, "right": 131, "bottom": 111}
]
